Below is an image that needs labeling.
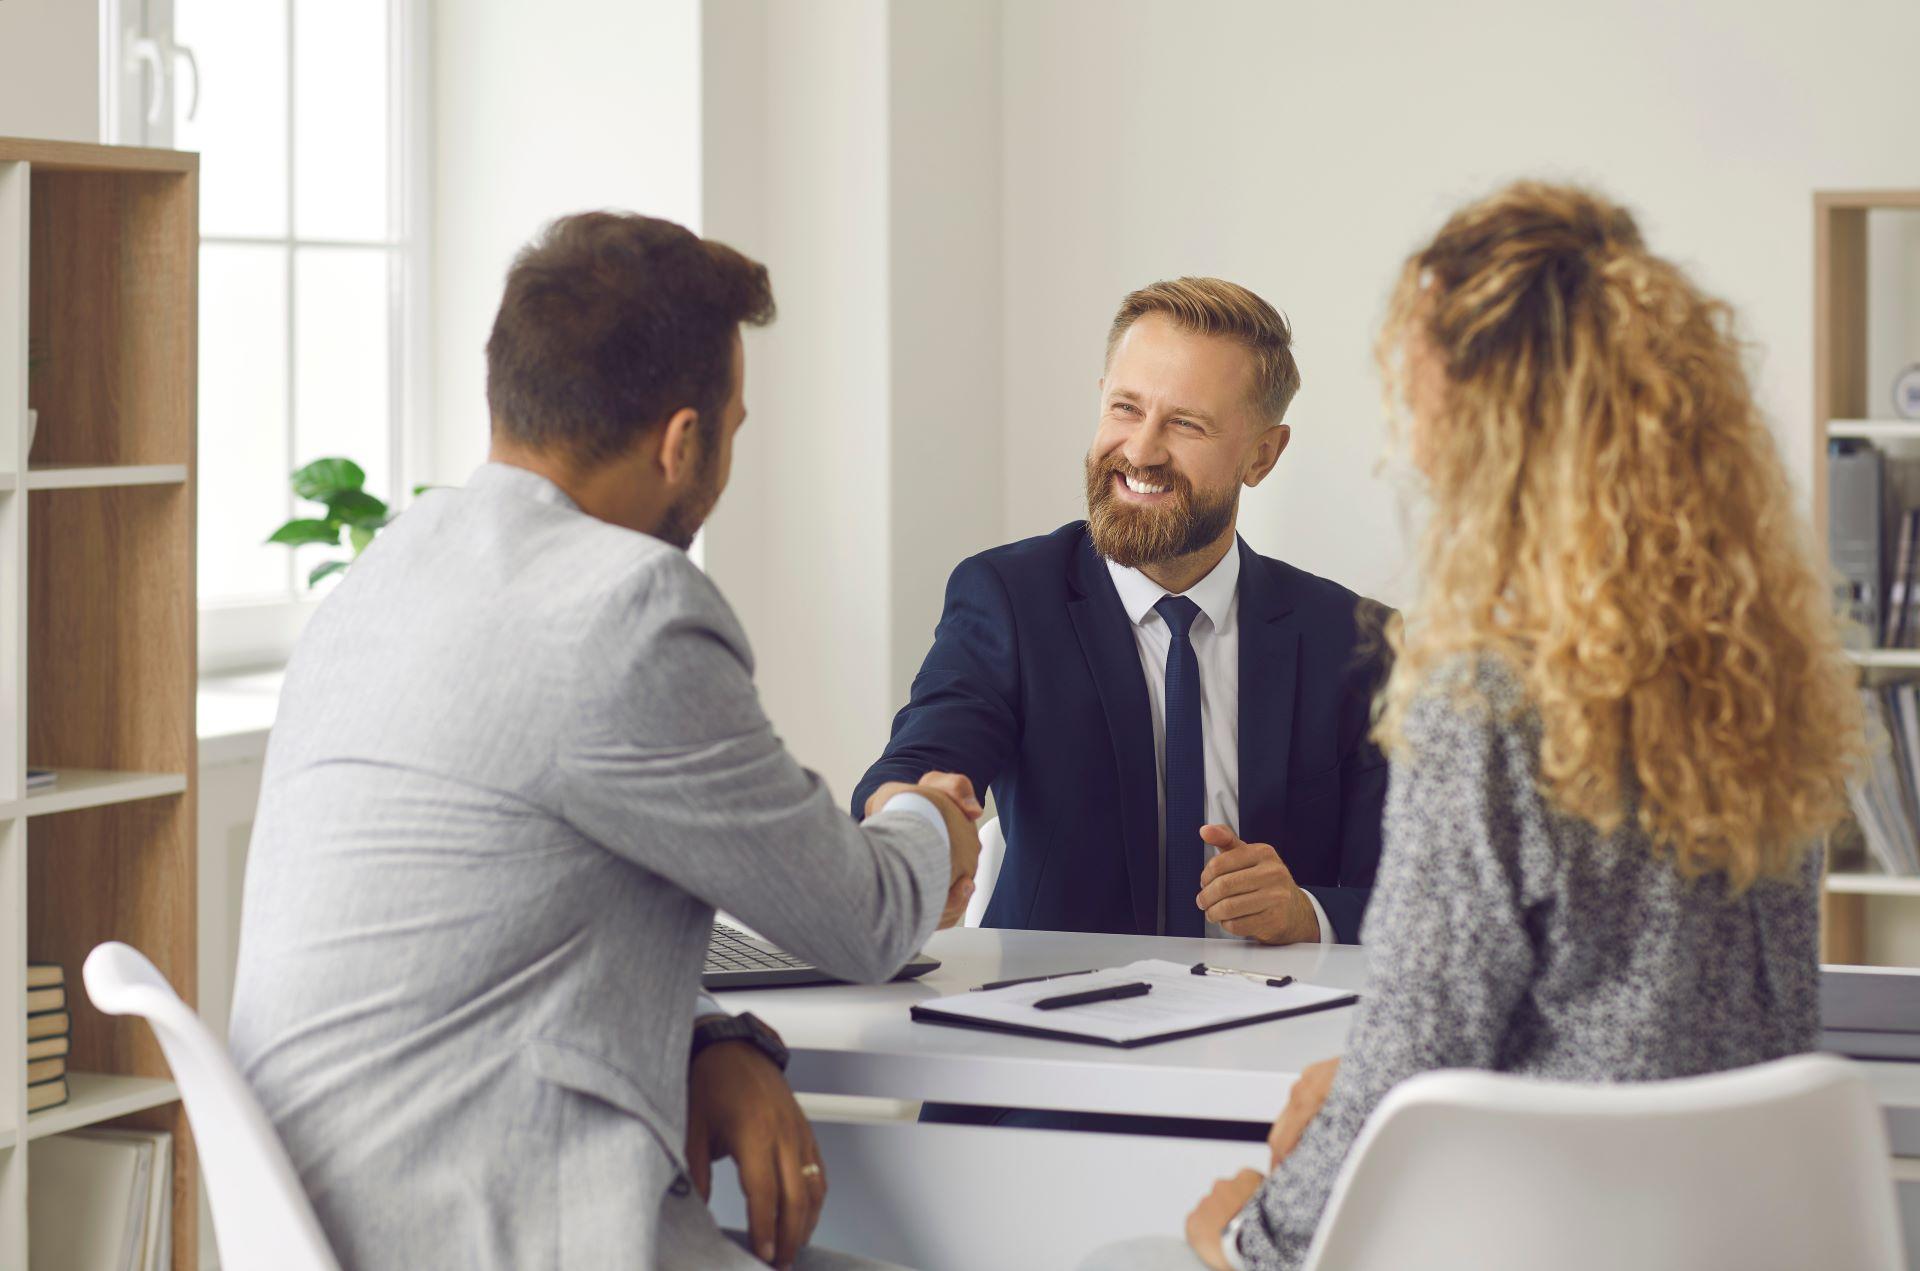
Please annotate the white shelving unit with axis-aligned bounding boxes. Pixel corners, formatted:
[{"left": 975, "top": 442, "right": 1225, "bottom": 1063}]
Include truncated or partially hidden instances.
[
  {"left": 24, "top": 1075, "right": 181, "bottom": 1142},
  {"left": 0, "top": 137, "right": 199, "bottom": 1269},
  {"left": 22, "top": 463, "right": 188, "bottom": 491},
  {"left": 12, "top": 770, "right": 188, "bottom": 819},
  {"left": 1827, "top": 873, "right": 1920, "bottom": 898},
  {"left": 1830, "top": 419, "right": 1920, "bottom": 441}
]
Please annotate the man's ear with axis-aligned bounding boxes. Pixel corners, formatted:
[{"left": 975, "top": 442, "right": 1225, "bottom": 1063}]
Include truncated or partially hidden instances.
[
  {"left": 657, "top": 407, "right": 703, "bottom": 486},
  {"left": 1244, "top": 424, "right": 1291, "bottom": 488}
]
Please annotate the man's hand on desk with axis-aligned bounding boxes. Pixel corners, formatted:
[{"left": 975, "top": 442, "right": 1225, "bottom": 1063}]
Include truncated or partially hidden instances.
[
  {"left": 1269, "top": 1057, "right": 1340, "bottom": 1166},
  {"left": 1186, "top": 1168, "right": 1264, "bottom": 1271},
  {"left": 686, "top": 1025, "right": 824, "bottom": 1270},
  {"left": 1195, "top": 825, "right": 1320, "bottom": 945},
  {"left": 866, "top": 771, "right": 984, "bottom": 929}
]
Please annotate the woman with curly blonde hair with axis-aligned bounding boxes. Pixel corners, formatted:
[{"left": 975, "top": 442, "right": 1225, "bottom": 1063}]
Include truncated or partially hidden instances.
[{"left": 1083, "top": 182, "right": 1864, "bottom": 1271}]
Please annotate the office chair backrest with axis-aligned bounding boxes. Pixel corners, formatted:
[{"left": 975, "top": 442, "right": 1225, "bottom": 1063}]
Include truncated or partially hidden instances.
[
  {"left": 965, "top": 816, "right": 1005, "bottom": 927},
  {"left": 1299, "top": 1053, "right": 1901, "bottom": 1271},
  {"left": 83, "top": 942, "right": 342, "bottom": 1271}
]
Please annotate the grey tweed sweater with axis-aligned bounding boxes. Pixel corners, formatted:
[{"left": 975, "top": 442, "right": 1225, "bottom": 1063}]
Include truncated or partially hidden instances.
[{"left": 1236, "top": 660, "right": 1821, "bottom": 1269}]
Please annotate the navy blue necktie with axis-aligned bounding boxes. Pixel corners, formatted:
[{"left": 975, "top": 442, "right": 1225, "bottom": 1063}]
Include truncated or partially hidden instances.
[{"left": 1155, "top": 595, "right": 1205, "bottom": 937}]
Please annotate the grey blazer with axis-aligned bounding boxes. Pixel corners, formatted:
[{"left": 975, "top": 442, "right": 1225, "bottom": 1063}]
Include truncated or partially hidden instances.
[{"left": 228, "top": 463, "right": 949, "bottom": 1270}]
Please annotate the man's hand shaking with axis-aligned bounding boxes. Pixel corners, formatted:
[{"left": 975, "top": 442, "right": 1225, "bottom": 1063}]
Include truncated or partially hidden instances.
[{"left": 866, "top": 771, "right": 984, "bottom": 929}]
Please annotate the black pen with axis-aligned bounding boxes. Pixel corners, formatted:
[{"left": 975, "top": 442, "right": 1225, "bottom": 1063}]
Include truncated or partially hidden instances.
[
  {"left": 1034, "top": 981, "right": 1152, "bottom": 1011},
  {"left": 973, "top": 969, "right": 1095, "bottom": 993}
]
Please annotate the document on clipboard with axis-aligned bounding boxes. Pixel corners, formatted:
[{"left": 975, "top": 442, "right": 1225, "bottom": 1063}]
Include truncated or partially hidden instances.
[{"left": 909, "top": 959, "right": 1358, "bottom": 1049}]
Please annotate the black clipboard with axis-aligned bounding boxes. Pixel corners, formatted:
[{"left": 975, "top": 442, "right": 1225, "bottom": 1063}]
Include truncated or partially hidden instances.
[{"left": 908, "top": 990, "right": 1358, "bottom": 1049}]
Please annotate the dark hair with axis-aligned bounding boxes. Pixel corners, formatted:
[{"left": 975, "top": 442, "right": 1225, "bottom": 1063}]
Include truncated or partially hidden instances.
[{"left": 485, "top": 211, "right": 776, "bottom": 465}]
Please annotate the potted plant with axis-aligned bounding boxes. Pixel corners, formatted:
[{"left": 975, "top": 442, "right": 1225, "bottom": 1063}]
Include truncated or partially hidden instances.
[{"left": 266, "top": 457, "right": 397, "bottom": 588}]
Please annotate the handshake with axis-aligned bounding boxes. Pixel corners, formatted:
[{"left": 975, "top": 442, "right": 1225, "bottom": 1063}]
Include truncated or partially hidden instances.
[{"left": 864, "top": 772, "right": 986, "bottom": 929}]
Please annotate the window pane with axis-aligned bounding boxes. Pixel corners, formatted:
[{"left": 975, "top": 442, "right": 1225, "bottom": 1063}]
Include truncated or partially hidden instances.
[
  {"left": 293, "top": 246, "right": 392, "bottom": 587},
  {"left": 176, "top": 0, "right": 290, "bottom": 238},
  {"left": 294, "top": 0, "right": 391, "bottom": 242},
  {"left": 199, "top": 244, "right": 292, "bottom": 605}
]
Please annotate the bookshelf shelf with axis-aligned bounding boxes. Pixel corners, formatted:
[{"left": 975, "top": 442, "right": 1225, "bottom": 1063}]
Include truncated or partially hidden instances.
[
  {"left": 1847, "top": 649, "right": 1920, "bottom": 669},
  {"left": 24, "top": 1074, "right": 180, "bottom": 1142},
  {"left": 23, "top": 463, "right": 188, "bottom": 491},
  {"left": 0, "top": 472, "right": 14, "bottom": 492},
  {"left": 1829, "top": 419, "right": 1920, "bottom": 441},
  {"left": 14, "top": 769, "right": 188, "bottom": 818},
  {"left": 0, "top": 1127, "right": 13, "bottom": 1151},
  {"left": 1826, "top": 873, "right": 1920, "bottom": 898}
]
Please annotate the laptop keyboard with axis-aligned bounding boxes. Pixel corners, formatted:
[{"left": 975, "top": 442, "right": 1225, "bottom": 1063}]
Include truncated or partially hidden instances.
[{"left": 705, "top": 921, "right": 815, "bottom": 975}]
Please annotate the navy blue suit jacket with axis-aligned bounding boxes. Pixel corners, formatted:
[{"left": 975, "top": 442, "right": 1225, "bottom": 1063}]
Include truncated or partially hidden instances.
[{"left": 854, "top": 523, "right": 1390, "bottom": 944}]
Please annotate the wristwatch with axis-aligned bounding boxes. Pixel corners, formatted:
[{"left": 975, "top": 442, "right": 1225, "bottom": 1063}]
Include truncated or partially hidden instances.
[{"left": 690, "top": 1011, "right": 790, "bottom": 1071}]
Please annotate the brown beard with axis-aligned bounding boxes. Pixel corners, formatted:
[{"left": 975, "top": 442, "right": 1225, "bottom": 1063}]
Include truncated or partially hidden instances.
[
  {"left": 655, "top": 428, "right": 725, "bottom": 550},
  {"left": 1084, "top": 451, "right": 1239, "bottom": 568}
]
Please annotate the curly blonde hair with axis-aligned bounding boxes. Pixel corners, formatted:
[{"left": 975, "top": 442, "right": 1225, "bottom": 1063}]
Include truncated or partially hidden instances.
[{"left": 1374, "top": 181, "right": 1863, "bottom": 890}]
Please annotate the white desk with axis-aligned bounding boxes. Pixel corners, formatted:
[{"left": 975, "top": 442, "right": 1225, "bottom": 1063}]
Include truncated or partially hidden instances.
[{"left": 708, "top": 927, "right": 1920, "bottom": 1271}]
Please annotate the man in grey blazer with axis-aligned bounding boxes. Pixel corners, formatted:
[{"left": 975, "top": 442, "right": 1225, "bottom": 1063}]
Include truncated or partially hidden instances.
[{"left": 229, "top": 212, "right": 980, "bottom": 1270}]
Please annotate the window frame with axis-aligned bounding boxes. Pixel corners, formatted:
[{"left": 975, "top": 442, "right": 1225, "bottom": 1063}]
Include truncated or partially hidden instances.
[{"left": 195, "top": 0, "right": 433, "bottom": 675}]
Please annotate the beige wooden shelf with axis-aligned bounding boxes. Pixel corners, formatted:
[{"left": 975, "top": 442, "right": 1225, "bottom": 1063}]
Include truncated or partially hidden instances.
[
  {"left": 25, "top": 1073, "right": 180, "bottom": 1141},
  {"left": 14, "top": 769, "right": 188, "bottom": 817},
  {"left": 1829, "top": 420, "right": 1920, "bottom": 441},
  {"left": 24, "top": 463, "right": 188, "bottom": 490},
  {"left": 1847, "top": 649, "right": 1920, "bottom": 669},
  {"left": 1827, "top": 873, "right": 1920, "bottom": 898},
  {"left": 0, "top": 135, "right": 202, "bottom": 1268}
]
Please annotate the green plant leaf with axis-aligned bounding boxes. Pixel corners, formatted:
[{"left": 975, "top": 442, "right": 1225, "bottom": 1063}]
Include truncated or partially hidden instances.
[
  {"left": 349, "top": 526, "right": 376, "bottom": 556},
  {"left": 308, "top": 560, "right": 350, "bottom": 588},
  {"left": 411, "top": 484, "right": 443, "bottom": 497},
  {"left": 267, "top": 518, "right": 342, "bottom": 547},
  {"left": 325, "top": 489, "right": 390, "bottom": 529},
  {"left": 292, "top": 457, "right": 367, "bottom": 502}
]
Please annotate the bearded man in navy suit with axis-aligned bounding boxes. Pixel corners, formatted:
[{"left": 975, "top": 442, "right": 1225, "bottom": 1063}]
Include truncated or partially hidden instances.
[{"left": 856, "top": 277, "right": 1388, "bottom": 949}]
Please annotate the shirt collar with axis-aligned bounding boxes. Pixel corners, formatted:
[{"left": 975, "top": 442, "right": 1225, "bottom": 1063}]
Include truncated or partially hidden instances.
[
  {"left": 466, "top": 461, "right": 582, "bottom": 513},
  {"left": 1104, "top": 540, "right": 1242, "bottom": 631}
]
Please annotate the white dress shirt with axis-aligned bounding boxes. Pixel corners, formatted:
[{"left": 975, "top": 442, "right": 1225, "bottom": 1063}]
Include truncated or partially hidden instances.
[{"left": 1105, "top": 549, "right": 1334, "bottom": 945}]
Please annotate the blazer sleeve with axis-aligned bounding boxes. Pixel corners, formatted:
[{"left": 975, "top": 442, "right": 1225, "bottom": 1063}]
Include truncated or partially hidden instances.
[
  {"left": 1299, "top": 608, "right": 1392, "bottom": 944},
  {"left": 1235, "top": 689, "right": 1540, "bottom": 1269},
  {"left": 558, "top": 555, "right": 951, "bottom": 986},
  {"left": 1299, "top": 741, "right": 1388, "bottom": 943},
  {"left": 851, "top": 554, "right": 1022, "bottom": 817}
]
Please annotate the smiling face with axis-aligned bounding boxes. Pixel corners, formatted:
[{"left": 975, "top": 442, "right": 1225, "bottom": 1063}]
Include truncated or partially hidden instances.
[{"left": 1085, "top": 313, "right": 1289, "bottom": 570}]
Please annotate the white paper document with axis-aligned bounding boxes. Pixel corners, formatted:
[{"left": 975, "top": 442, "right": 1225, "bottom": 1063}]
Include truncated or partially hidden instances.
[{"left": 911, "top": 958, "right": 1358, "bottom": 1048}]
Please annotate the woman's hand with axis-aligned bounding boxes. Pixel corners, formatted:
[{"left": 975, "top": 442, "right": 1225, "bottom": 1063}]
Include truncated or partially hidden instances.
[
  {"left": 1185, "top": 1169, "right": 1265, "bottom": 1270},
  {"left": 1269, "top": 1057, "right": 1340, "bottom": 1166}
]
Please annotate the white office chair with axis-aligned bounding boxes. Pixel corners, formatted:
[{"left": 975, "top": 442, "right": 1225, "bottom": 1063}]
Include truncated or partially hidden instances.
[
  {"left": 83, "top": 942, "right": 341, "bottom": 1271},
  {"left": 1298, "top": 1053, "right": 1902, "bottom": 1271},
  {"left": 965, "top": 815, "right": 1005, "bottom": 926}
]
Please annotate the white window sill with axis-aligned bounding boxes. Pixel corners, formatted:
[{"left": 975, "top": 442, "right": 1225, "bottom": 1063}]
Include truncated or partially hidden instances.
[{"left": 198, "top": 668, "right": 286, "bottom": 768}]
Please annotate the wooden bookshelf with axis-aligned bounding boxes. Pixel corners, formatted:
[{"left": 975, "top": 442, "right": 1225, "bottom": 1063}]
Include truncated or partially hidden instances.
[
  {"left": 0, "top": 137, "right": 197, "bottom": 1270},
  {"left": 1816, "top": 189, "right": 1920, "bottom": 965}
]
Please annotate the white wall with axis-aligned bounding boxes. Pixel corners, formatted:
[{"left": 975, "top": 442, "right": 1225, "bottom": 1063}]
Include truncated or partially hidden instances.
[
  {"left": 429, "top": 0, "right": 703, "bottom": 484},
  {"left": 1000, "top": 0, "right": 1920, "bottom": 607},
  {"left": 698, "top": 0, "right": 1004, "bottom": 797},
  {"left": 0, "top": 0, "right": 99, "bottom": 143}
]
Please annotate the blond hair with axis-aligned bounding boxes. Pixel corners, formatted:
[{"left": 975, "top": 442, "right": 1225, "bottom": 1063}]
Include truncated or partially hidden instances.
[
  {"left": 1375, "top": 181, "right": 1862, "bottom": 890},
  {"left": 1107, "top": 277, "right": 1302, "bottom": 426}
]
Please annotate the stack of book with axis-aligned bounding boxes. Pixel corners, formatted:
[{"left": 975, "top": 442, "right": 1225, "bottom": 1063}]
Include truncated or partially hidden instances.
[
  {"left": 26, "top": 766, "right": 57, "bottom": 793},
  {"left": 27, "top": 961, "right": 71, "bottom": 1113},
  {"left": 1853, "top": 687, "right": 1920, "bottom": 876},
  {"left": 30, "top": 1127, "right": 174, "bottom": 1271},
  {"left": 1885, "top": 510, "right": 1920, "bottom": 648}
]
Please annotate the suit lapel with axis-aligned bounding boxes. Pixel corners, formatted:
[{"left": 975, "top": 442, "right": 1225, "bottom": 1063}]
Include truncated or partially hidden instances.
[
  {"left": 1066, "top": 534, "right": 1160, "bottom": 934},
  {"left": 1237, "top": 541, "right": 1300, "bottom": 843}
]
